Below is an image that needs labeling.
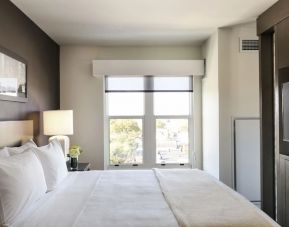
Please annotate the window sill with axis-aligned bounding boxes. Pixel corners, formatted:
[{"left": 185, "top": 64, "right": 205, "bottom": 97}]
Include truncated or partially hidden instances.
[{"left": 107, "top": 163, "right": 192, "bottom": 170}]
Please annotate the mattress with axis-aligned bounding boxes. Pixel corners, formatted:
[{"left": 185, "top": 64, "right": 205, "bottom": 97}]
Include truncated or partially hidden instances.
[{"left": 11, "top": 169, "right": 278, "bottom": 227}]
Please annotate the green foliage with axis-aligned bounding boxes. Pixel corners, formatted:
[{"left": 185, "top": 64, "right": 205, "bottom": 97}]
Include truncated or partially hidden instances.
[
  {"left": 156, "top": 120, "right": 165, "bottom": 129},
  {"left": 110, "top": 119, "right": 142, "bottom": 164}
]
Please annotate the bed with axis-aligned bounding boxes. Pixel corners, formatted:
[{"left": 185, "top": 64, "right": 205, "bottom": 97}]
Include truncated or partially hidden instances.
[
  {"left": 8, "top": 169, "right": 278, "bottom": 227},
  {"left": 0, "top": 121, "right": 280, "bottom": 227}
]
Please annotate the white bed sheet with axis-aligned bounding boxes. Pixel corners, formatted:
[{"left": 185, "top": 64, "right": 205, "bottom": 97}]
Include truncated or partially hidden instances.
[{"left": 12, "top": 170, "right": 179, "bottom": 227}]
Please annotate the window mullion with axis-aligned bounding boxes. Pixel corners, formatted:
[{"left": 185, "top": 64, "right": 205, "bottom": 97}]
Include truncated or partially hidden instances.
[
  {"left": 143, "top": 92, "right": 155, "bottom": 167},
  {"left": 190, "top": 91, "right": 194, "bottom": 167}
]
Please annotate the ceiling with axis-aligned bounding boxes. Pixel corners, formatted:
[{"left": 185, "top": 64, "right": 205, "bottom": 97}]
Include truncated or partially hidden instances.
[{"left": 11, "top": 0, "right": 277, "bottom": 46}]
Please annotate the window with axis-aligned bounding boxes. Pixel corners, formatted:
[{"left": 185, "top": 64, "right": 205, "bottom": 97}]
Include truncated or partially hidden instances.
[
  {"left": 107, "top": 92, "right": 144, "bottom": 116},
  {"left": 156, "top": 119, "right": 189, "bottom": 164},
  {"left": 106, "top": 76, "right": 193, "bottom": 167},
  {"left": 154, "top": 92, "right": 190, "bottom": 115},
  {"left": 110, "top": 119, "right": 143, "bottom": 165}
]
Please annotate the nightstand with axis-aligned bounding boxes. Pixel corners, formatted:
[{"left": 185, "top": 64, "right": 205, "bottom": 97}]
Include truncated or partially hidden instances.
[{"left": 66, "top": 162, "right": 91, "bottom": 171}]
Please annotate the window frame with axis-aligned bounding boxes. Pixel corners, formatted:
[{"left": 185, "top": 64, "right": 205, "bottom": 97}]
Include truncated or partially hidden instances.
[{"left": 105, "top": 78, "right": 194, "bottom": 169}]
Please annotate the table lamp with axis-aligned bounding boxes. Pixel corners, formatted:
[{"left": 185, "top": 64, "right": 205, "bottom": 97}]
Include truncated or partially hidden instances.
[{"left": 43, "top": 110, "right": 73, "bottom": 157}]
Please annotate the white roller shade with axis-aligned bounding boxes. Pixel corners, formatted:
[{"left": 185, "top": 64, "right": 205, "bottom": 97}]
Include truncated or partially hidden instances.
[{"left": 105, "top": 76, "right": 193, "bottom": 92}]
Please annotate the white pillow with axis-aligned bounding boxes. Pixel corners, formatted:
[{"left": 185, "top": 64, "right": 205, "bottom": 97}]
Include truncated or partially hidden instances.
[
  {"left": 0, "top": 147, "right": 9, "bottom": 158},
  {"left": 32, "top": 139, "right": 68, "bottom": 191},
  {"left": 0, "top": 151, "right": 47, "bottom": 226},
  {"left": 7, "top": 139, "right": 37, "bottom": 156}
]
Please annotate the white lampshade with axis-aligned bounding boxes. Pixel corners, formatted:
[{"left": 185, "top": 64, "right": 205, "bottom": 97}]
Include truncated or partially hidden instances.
[{"left": 43, "top": 110, "right": 73, "bottom": 136}]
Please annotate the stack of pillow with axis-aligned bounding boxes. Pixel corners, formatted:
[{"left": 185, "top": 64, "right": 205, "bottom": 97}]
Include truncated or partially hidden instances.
[{"left": 0, "top": 139, "right": 68, "bottom": 227}]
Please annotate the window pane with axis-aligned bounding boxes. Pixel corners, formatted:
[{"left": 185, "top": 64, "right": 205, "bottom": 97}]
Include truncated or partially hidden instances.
[
  {"left": 154, "top": 92, "right": 190, "bottom": 115},
  {"left": 156, "top": 119, "right": 189, "bottom": 164},
  {"left": 110, "top": 119, "right": 143, "bottom": 165},
  {"left": 107, "top": 92, "right": 144, "bottom": 116}
]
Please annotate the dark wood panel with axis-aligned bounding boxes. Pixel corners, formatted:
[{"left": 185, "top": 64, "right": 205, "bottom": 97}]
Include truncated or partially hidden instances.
[
  {"left": 277, "top": 68, "right": 289, "bottom": 226},
  {"left": 258, "top": 0, "right": 289, "bottom": 224},
  {"left": 286, "top": 160, "right": 289, "bottom": 226},
  {"left": 279, "top": 69, "right": 289, "bottom": 157},
  {"left": 279, "top": 155, "right": 289, "bottom": 226},
  {"left": 259, "top": 34, "right": 276, "bottom": 219},
  {"left": 277, "top": 18, "right": 289, "bottom": 69},
  {"left": 257, "top": 0, "right": 289, "bottom": 35},
  {"left": 274, "top": 30, "right": 282, "bottom": 224},
  {"left": 282, "top": 82, "right": 289, "bottom": 141}
]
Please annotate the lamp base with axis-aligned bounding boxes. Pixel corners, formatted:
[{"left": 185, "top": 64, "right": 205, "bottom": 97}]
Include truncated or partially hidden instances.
[{"left": 49, "top": 135, "right": 70, "bottom": 159}]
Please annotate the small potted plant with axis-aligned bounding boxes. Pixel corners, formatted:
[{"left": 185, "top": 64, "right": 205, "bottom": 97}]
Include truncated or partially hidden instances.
[{"left": 69, "top": 145, "right": 83, "bottom": 170}]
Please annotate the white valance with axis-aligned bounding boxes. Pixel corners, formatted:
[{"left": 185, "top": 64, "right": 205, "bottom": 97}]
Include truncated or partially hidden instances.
[{"left": 92, "top": 60, "right": 204, "bottom": 77}]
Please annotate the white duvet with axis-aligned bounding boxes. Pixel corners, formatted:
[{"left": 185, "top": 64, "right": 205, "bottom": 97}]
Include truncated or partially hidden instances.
[{"left": 11, "top": 169, "right": 278, "bottom": 227}]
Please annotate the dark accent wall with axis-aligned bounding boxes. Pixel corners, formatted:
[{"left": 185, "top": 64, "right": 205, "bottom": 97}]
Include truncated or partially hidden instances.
[
  {"left": 258, "top": 33, "right": 275, "bottom": 219},
  {"left": 0, "top": 0, "right": 60, "bottom": 145},
  {"left": 257, "top": 0, "right": 289, "bottom": 35},
  {"left": 258, "top": 1, "right": 289, "bottom": 225}
]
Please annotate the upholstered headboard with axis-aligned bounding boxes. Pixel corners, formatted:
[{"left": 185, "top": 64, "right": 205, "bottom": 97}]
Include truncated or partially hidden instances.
[{"left": 0, "top": 120, "right": 33, "bottom": 148}]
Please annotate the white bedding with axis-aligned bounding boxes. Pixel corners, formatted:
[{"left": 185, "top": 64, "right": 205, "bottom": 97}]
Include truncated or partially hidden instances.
[
  {"left": 11, "top": 169, "right": 278, "bottom": 227},
  {"left": 12, "top": 170, "right": 178, "bottom": 227},
  {"left": 154, "top": 169, "right": 279, "bottom": 227}
]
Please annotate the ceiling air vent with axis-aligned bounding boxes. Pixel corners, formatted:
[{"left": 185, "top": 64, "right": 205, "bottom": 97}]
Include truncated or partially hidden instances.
[{"left": 240, "top": 39, "right": 259, "bottom": 52}]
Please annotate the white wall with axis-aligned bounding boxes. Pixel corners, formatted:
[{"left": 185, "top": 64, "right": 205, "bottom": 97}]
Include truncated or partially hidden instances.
[
  {"left": 218, "top": 22, "right": 260, "bottom": 187},
  {"left": 201, "top": 22, "right": 260, "bottom": 186},
  {"left": 193, "top": 76, "right": 203, "bottom": 169},
  {"left": 61, "top": 22, "right": 259, "bottom": 178},
  {"left": 202, "top": 31, "right": 220, "bottom": 179},
  {"left": 60, "top": 45, "right": 202, "bottom": 170}
]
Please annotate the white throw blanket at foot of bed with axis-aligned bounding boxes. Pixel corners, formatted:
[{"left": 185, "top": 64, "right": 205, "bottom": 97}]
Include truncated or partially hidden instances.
[{"left": 154, "top": 168, "right": 279, "bottom": 227}]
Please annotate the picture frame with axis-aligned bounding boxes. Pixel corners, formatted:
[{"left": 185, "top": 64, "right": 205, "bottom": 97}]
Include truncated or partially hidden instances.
[{"left": 0, "top": 46, "right": 27, "bottom": 102}]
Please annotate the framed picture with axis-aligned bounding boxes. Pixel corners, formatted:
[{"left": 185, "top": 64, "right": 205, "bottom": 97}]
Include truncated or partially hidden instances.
[{"left": 0, "top": 46, "right": 27, "bottom": 102}]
